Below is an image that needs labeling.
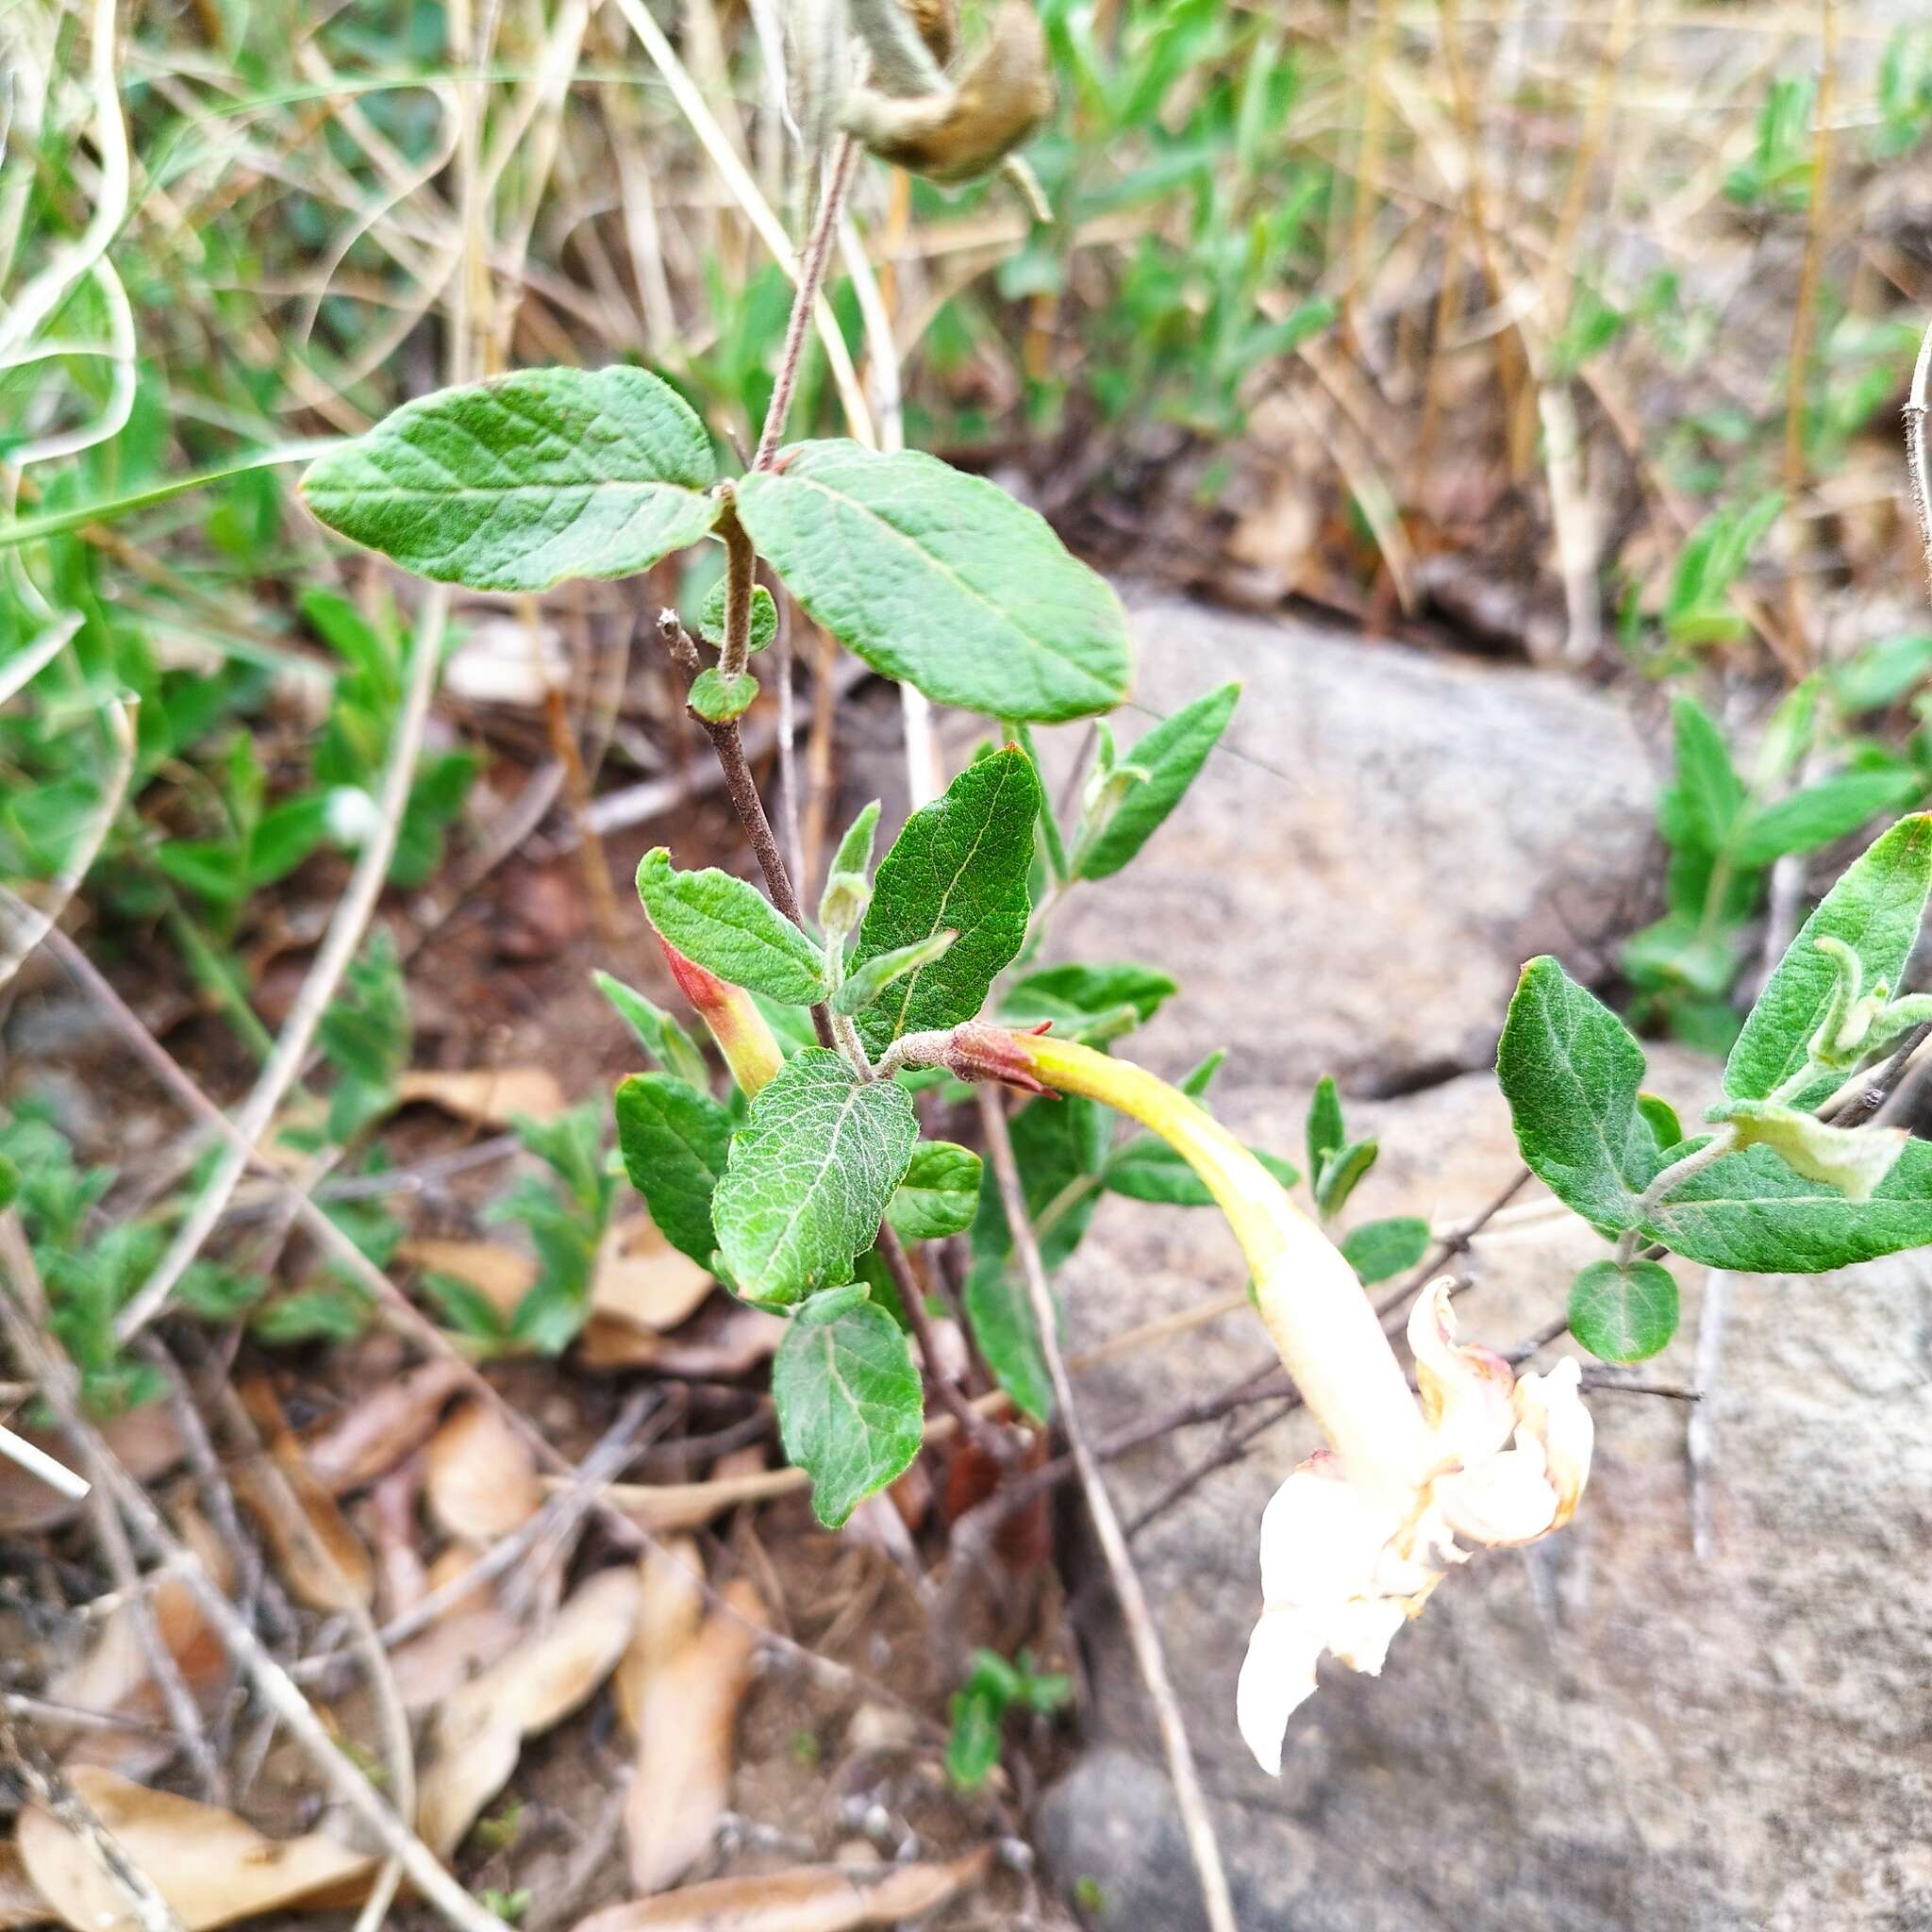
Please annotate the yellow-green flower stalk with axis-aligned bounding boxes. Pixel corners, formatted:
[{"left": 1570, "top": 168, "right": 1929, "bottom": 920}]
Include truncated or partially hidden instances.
[
  {"left": 653, "top": 933, "right": 783, "bottom": 1097},
  {"left": 943, "top": 1022, "right": 1594, "bottom": 1775}
]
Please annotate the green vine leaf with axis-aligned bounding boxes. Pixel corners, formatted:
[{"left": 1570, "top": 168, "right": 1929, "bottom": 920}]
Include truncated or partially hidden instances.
[
  {"left": 773, "top": 1285, "right": 924, "bottom": 1527},
  {"left": 735, "top": 441, "right": 1130, "bottom": 723},
  {"left": 1339, "top": 1216, "right": 1430, "bottom": 1286},
  {"left": 1726, "top": 814, "right": 1932, "bottom": 1108},
  {"left": 886, "top": 1141, "right": 983, "bottom": 1241},
  {"left": 300, "top": 367, "right": 719, "bottom": 591},
  {"left": 963, "top": 1257, "right": 1053, "bottom": 1423},
  {"left": 1568, "top": 1258, "right": 1679, "bottom": 1362},
  {"left": 636, "top": 848, "right": 828, "bottom": 1006},
  {"left": 712, "top": 1049, "right": 919, "bottom": 1305},
  {"left": 612, "top": 1074, "right": 732, "bottom": 1268},
  {"left": 1075, "top": 681, "right": 1241, "bottom": 879},
  {"left": 850, "top": 747, "right": 1041, "bottom": 1056},
  {"left": 1496, "top": 957, "right": 1659, "bottom": 1233},
  {"left": 1644, "top": 1138, "right": 1932, "bottom": 1272}
]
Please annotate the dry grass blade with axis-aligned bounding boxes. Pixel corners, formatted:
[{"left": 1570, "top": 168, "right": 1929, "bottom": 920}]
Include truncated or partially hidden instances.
[
  {"left": 18, "top": 1768, "right": 376, "bottom": 1932},
  {"left": 622, "top": 1577, "right": 767, "bottom": 1893},
  {"left": 416, "top": 1564, "right": 642, "bottom": 1857},
  {"left": 569, "top": 1847, "right": 993, "bottom": 1932}
]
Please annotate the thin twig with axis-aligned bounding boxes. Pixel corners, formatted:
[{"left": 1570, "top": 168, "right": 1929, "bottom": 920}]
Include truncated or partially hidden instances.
[
  {"left": 1905, "top": 312, "right": 1932, "bottom": 595},
  {"left": 975, "top": 1085, "right": 1238, "bottom": 1932},
  {"left": 876, "top": 1224, "right": 1014, "bottom": 1462}
]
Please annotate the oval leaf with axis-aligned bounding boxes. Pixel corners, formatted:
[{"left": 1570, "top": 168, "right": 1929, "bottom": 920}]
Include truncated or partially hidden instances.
[
  {"left": 774, "top": 1288, "right": 924, "bottom": 1527},
  {"left": 1568, "top": 1257, "right": 1679, "bottom": 1363},
  {"left": 300, "top": 366, "right": 719, "bottom": 592},
  {"left": 850, "top": 746, "right": 1041, "bottom": 1056},
  {"left": 614, "top": 1074, "right": 733, "bottom": 1268},
  {"left": 1077, "top": 680, "right": 1240, "bottom": 879},
  {"left": 637, "top": 848, "right": 828, "bottom": 1006},
  {"left": 713, "top": 1049, "right": 919, "bottom": 1305},
  {"left": 736, "top": 441, "right": 1130, "bottom": 723},
  {"left": 886, "top": 1141, "right": 983, "bottom": 1241}
]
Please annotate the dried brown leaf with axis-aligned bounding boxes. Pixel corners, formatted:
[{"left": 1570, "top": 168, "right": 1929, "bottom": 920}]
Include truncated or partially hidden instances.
[
  {"left": 0, "top": 1407, "right": 182, "bottom": 1535},
  {"left": 0, "top": 1841, "right": 49, "bottom": 1930},
  {"left": 424, "top": 1402, "right": 542, "bottom": 1544},
  {"left": 18, "top": 1767, "right": 375, "bottom": 1932},
  {"left": 570, "top": 1849, "right": 992, "bottom": 1932},
  {"left": 591, "top": 1216, "right": 713, "bottom": 1334},
  {"left": 613, "top": 1538, "right": 706, "bottom": 1736},
  {"left": 302, "top": 1358, "right": 467, "bottom": 1497},
  {"left": 396, "top": 1241, "right": 539, "bottom": 1324},
  {"left": 233, "top": 1378, "right": 373, "bottom": 1613},
  {"left": 625, "top": 1578, "right": 767, "bottom": 1894},
  {"left": 594, "top": 1464, "right": 805, "bottom": 1534},
  {"left": 388, "top": 1545, "right": 525, "bottom": 1714},
  {"left": 580, "top": 1303, "right": 783, "bottom": 1379},
  {"left": 415, "top": 1565, "right": 641, "bottom": 1856},
  {"left": 395, "top": 1067, "right": 566, "bottom": 1127}
]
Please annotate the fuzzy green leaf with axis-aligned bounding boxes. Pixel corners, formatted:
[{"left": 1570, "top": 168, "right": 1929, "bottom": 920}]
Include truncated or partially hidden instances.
[
  {"left": 773, "top": 1285, "right": 923, "bottom": 1527},
  {"left": 964, "top": 1257, "right": 1053, "bottom": 1422},
  {"left": 697, "top": 579, "right": 777, "bottom": 654},
  {"left": 832, "top": 929, "right": 958, "bottom": 1017},
  {"left": 1314, "top": 1137, "right": 1377, "bottom": 1220},
  {"left": 688, "top": 668, "right": 758, "bottom": 723},
  {"left": 712, "top": 1049, "right": 918, "bottom": 1305},
  {"left": 1637, "top": 1091, "right": 1684, "bottom": 1151},
  {"left": 636, "top": 848, "right": 828, "bottom": 1006},
  {"left": 1568, "top": 1258, "right": 1679, "bottom": 1362},
  {"left": 1726, "top": 814, "right": 1932, "bottom": 1107},
  {"left": 300, "top": 367, "right": 718, "bottom": 592},
  {"left": 1496, "top": 957, "right": 1657, "bottom": 1233},
  {"left": 1000, "top": 962, "right": 1177, "bottom": 1042},
  {"left": 1643, "top": 1136, "right": 1932, "bottom": 1271},
  {"left": 1731, "top": 771, "right": 1920, "bottom": 867},
  {"left": 1306, "top": 1075, "right": 1345, "bottom": 1183},
  {"left": 886, "top": 1141, "right": 983, "bottom": 1241},
  {"left": 613, "top": 1074, "right": 731, "bottom": 1268},
  {"left": 593, "top": 970, "right": 711, "bottom": 1089},
  {"left": 1340, "top": 1216, "right": 1430, "bottom": 1286},
  {"left": 1076, "top": 682, "right": 1240, "bottom": 879},
  {"left": 830, "top": 801, "right": 882, "bottom": 883},
  {"left": 1715, "top": 1099, "right": 1910, "bottom": 1202},
  {"left": 1665, "top": 695, "right": 1745, "bottom": 852},
  {"left": 735, "top": 441, "right": 1130, "bottom": 723},
  {"left": 850, "top": 748, "right": 1041, "bottom": 1055}
]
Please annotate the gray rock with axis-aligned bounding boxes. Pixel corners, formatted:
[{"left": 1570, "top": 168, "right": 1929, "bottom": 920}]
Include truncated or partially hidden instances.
[
  {"left": 1037, "top": 588, "right": 1664, "bottom": 1094},
  {"left": 1045, "top": 1054, "right": 1932, "bottom": 1930}
]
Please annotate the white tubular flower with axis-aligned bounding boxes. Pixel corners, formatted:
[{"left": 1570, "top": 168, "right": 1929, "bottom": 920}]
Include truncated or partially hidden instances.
[
  {"left": 1239, "top": 1282, "right": 1593, "bottom": 1774},
  {"left": 950, "top": 1028, "right": 1597, "bottom": 1781}
]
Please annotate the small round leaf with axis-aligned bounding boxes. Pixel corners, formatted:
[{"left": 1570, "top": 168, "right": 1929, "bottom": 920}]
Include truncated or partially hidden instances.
[
  {"left": 697, "top": 580, "right": 777, "bottom": 654},
  {"left": 689, "top": 668, "right": 759, "bottom": 724},
  {"left": 1568, "top": 1257, "right": 1679, "bottom": 1364}
]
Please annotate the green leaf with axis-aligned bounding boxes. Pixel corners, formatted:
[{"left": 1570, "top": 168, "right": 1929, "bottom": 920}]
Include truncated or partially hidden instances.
[
  {"left": 697, "top": 579, "right": 777, "bottom": 654},
  {"left": 772, "top": 1285, "right": 924, "bottom": 1528},
  {"left": 829, "top": 801, "right": 881, "bottom": 884},
  {"left": 1725, "top": 814, "right": 1932, "bottom": 1106},
  {"left": 1075, "top": 682, "right": 1240, "bottom": 879},
  {"left": 1104, "top": 1137, "right": 1214, "bottom": 1206},
  {"left": 712, "top": 1049, "right": 918, "bottom": 1305},
  {"left": 1568, "top": 1258, "right": 1679, "bottom": 1363},
  {"left": 1495, "top": 957, "right": 1657, "bottom": 1232},
  {"left": 592, "top": 970, "right": 711, "bottom": 1089},
  {"left": 613, "top": 1074, "right": 732, "bottom": 1267},
  {"left": 1314, "top": 1137, "right": 1377, "bottom": 1220},
  {"left": 248, "top": 794, "right": 330, "bottom": 887},
  {"left": 886, "top": 1141, "right": 983, "bottom": 1241},
  {"left": 832, "top": 929, "right": 958, "bottom": 1017},
  {"left": 1731, "top": 771, "right": 1920, "bottom": 867},
  {"left": 1643, "top": 1137, "right": 1932, "bottom": 1272},
  {"left": 1340, "top": 1216, "right": 1430, "bottom": 1286},
  {"left": 1637, "top": 1091, "right": 1684, "bottom": 1151},
  {"left": 974, "top": 1091, "right": 1109, "bottom": 1272},
  {"left": 300, "top": 367, "right": 719, "bottom": 593},
  {"left": 688, "top": 668, "right": 758, "bottom": 723},
  {"left": 1306, "top": 1076, "right": 1345, "bottom": 1183},
  {"left": 735, "top": 441, "right": 1130, "bottom": 723},
  {"left": 1664, "top": 695, "right": 1745, "bottom": 852},
  {"left": 636, "top": 848, "right": 828, "bottom": 1006},
  {"left": 849, "top": 748, "right": 1041, "bottom": 1056},
  {"left": 963, "top": 1256, "right": 1053, "bottom": 1422},
  {"left": 1000, "top": 962, "right": 1177, "bottom": 1042},
  {"left": 945, "top": 1686, "right": 1006, "bottom": 1792}
]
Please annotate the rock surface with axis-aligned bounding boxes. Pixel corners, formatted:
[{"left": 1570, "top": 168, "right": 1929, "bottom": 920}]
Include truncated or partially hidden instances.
[{"left": 1008, "top": 595, "right": 1932, "bottom": 1930}]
